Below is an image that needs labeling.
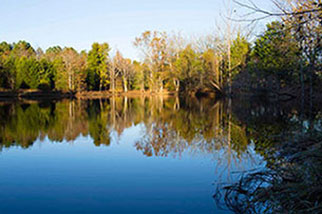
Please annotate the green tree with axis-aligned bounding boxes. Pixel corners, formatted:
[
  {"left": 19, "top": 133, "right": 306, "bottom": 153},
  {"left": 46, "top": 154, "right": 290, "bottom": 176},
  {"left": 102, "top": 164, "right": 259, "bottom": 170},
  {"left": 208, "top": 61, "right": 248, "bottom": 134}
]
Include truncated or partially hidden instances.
[
  {"left": 12, "top": 41, "right": 35, "bottom": 58},
  {"left": 21, "top": 57, "right": 40, "bottom": 89},
  {"left": 87, "top": 43, "right": 110, "bottom": 91},
  {"left": 38, "top": 58, "right": 55, "bottom": 90},
  {"left": 45, "top": 46, "right": 63, "bottom": 90},
  {"left": 132, "top": 61, "right": 146, "bottom": 91},
  {"left": 249, "top": 21, "right": 300, "bottom": 87},
  {"left": 230, "top": 34, "right": 250, "bottom": 78},
  {"left": 173, "top": 44, "right": 202, "bottom": 92}
]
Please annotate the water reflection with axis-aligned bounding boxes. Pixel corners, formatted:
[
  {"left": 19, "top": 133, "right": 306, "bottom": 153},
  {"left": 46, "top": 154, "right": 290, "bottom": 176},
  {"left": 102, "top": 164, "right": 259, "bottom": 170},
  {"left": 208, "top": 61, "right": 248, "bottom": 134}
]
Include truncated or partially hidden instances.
[
  {"left": 0, "top": 96, "right": 263, "bottom": 213},
  {"left": 215, "top": 98, "right": 322, "bottom": 213},
  {"left": 0, "top": 97, "right": 250, "bottom": 160},
  {"left": 1, "top": 96, "right": 321, "bottom": 213}
]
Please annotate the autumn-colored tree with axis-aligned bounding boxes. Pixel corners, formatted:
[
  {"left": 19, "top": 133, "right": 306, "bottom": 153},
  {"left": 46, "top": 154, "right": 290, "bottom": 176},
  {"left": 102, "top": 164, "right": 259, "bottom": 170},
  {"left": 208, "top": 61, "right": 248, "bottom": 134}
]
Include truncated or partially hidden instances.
[
  {"left": 0, "top": 42, "right": 13, "bottom": 89},
  {"left": 56, "top": 47, "right": 87, "bottom": 91},
  {"left": 134, "top": 31, "right": 169, "bottom": 92},
  {"left": 113, "top": 51, "right": 134, "bottom": 92}
]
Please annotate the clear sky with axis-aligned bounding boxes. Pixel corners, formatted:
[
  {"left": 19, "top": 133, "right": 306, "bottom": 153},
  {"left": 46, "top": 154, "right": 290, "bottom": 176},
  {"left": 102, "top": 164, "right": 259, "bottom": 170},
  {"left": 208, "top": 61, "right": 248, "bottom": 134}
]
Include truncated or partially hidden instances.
[{"left": 1, "top": 0, "right": 274, "bottom": 59}]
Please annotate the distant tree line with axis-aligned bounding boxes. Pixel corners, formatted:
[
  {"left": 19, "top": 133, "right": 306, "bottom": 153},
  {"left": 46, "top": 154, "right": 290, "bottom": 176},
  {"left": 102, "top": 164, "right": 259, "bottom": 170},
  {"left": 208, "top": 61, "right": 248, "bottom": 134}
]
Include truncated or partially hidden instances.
[
  {"left": 0, "top": 1, "right": 320, "bottom": 95},
  {"left": 0, "top": 33, "right": 249, "bottom": 94}
]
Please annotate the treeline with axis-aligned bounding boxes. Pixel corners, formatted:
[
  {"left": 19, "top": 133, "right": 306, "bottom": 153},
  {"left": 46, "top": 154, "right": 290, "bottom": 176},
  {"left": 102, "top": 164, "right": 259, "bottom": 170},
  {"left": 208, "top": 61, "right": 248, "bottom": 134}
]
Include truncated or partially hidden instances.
[
  {"left": 0, "top": 1, "right": 320, "bottom": 96},
  {"left": 0, "top": 33, "right": 249, "bottom": 94}
]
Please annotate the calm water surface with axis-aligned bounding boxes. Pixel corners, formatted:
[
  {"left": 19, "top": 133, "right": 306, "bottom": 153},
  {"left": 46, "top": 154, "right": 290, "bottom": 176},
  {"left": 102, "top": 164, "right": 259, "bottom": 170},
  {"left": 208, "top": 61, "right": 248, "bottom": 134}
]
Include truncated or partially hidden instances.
[{"left": 0, "top": 97, "right": 267, "bottom": 213}]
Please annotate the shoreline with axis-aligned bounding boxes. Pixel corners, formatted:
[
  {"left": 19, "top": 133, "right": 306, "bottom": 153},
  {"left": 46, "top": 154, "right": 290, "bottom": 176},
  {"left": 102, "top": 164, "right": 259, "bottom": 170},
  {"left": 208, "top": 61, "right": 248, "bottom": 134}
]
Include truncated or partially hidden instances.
[{"left": 0, "top": 90, "right": 180, "bottom": 101}]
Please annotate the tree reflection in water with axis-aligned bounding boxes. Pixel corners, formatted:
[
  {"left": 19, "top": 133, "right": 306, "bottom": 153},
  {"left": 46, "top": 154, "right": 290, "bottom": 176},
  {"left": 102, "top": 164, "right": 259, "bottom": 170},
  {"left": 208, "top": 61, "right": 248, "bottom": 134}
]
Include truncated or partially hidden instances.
[
  {"left": 0, "top": 96, "right": 250, "bottom": 162},
  {"left": 1, "top": 96, "right": 321, "bottom": 213},
  {"left": 215, "top": 98, "right": 322, "bottom": 214}
]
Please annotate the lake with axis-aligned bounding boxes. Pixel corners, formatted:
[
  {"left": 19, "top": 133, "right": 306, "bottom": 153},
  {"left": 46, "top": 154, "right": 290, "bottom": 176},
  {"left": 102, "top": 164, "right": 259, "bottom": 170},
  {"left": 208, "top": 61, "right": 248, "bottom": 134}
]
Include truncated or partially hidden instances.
[{"left": 0, "top": 96, "right": 318, "bottom": 213}]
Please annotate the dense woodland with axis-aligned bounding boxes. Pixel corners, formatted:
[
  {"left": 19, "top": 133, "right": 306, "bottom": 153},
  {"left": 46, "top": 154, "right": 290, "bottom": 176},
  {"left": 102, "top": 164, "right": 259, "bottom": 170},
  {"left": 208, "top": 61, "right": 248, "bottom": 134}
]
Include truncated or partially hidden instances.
[
  {"left": 0, "top": 33, "right": 248, "bottom": 94},
  {"left": 0, "top": 1, "right": 320, "bottom": 97}
]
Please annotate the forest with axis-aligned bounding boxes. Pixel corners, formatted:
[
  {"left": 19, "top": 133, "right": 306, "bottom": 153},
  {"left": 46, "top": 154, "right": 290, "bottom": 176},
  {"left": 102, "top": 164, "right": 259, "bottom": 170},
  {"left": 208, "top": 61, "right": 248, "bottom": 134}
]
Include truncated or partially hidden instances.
[
  {"left": 0, "top": 1, "right": 320, "bottom": 99},
  {"left": 0, "top": 33, "right": 247, "bottom": 95}
]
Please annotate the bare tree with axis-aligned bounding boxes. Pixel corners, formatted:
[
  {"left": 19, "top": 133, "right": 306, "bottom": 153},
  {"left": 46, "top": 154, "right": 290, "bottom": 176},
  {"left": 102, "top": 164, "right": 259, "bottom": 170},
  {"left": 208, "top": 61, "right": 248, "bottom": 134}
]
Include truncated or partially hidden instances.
[
  {"left": 134, "top": 31, "right": 169, "bottom": 93},
  {"left": 113, "top": 50, "right": 133, "bottom": 92}
]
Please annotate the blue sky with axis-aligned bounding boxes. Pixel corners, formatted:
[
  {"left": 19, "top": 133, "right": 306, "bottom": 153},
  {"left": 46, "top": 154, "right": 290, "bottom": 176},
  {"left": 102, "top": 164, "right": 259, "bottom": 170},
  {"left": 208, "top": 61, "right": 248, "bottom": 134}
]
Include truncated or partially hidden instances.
[{"left": 1, "top": 0, "right": 274, "bottom": 59}]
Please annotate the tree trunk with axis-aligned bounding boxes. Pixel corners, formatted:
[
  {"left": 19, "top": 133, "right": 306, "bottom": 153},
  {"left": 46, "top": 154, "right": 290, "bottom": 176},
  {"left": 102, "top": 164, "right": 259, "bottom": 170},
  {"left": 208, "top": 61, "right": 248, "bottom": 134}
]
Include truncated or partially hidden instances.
[
  {"left": 309, "top": 66, "right": 313, "bottom": 118},
  {"left": 99, "top": 78, "right": 103, "bottom": 91},
  {"left": 174, "top": 78, "right": 180, "bottom": 93},
  {"left": 141, "top": 74, "right": 145, "bottom": 93},
  {"left": 174, "top": 96, "right": 180, "bottom": 110},
  {"left": 111, "top": 77, "right": 115, "bottom": 93},
  {"left": 68, "top": 74, "right": 72, "bottom": 91},
  {"left": 141, "top": 81, "right": 145, "bottom": 93},
  {"left": 159, "top": 78, "right": 163, "bottom": 93},
  {"left": 300, "top": 60, "right": 305, "bottom": 111},
  {"left": 149, "top": 72, "right": 153, "bottom": 92},
  {"left": 123, "top": 77, "right": 128, "bottom": 92}
]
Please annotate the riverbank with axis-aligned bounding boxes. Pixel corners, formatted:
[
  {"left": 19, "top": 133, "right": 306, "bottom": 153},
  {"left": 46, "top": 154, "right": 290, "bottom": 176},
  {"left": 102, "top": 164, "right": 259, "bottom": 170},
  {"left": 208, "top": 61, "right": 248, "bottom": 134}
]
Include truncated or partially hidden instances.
[
  {"left": 0, "top": 90, "right": 74, "bottom": 101},
  {"left": 231, "top": 70, "right": 322, "bottom": 102},
  {"left": 75, "top": 90, "right": 178, "bottom": 99},
  {"left": 0, "top": 89, "right": 180, "bottom": 101}
]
